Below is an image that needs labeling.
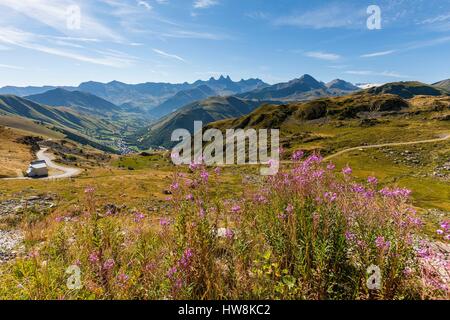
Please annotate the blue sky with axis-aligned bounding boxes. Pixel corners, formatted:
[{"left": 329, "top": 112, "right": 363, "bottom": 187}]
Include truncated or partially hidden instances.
[{"left": 0, "top": 0, "right": 449, "bottom": 87}]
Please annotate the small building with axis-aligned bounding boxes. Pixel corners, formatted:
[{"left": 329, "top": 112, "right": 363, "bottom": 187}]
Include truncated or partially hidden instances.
[{"left": 26, "top": 160, "right": 48, "bottom": 178}]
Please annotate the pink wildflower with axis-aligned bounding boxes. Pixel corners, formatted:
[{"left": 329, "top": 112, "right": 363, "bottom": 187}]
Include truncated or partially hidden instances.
[
  {"left": 292, "top": 150, "right": 304, "bottom": 161},
  {"left": 84, "top": 186, "right": 95, "bottom": 194},
  {"left": 185, "top": 194, "right": 194, "bottom": 201},
  {"left": 342, "top": 166, "right": 352, "bottom": 175},
  {"left": 103, "top": 258, "right": 115, "bottom": 271},
  {"left": 285, "top": 204, "right": 294, "bottom": 214},
  {"left": 88, "top": 252, "right": 99, "bottom": 264},
  {"left": 200, "top": 170, "right": 209, "bottom": 183},
  {"left": 134, "top": 212, "right": 145, "bottom": 223},
  {"left": 367, "top": 176, "right": 378, "bottom": 185},
  {"left": 324, "top": 192, "right": 337, "bottom": 203},
  {"left": 160, "top": 217, "right": 171, "bottom": 227},
  {"left": 231, "top": 205, "right": 241, "bottom": 213}
]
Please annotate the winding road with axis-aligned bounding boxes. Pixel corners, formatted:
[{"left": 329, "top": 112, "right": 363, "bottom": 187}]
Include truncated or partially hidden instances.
[
  {"left": 278, "top": 133, "right": 450, "bottom": 164},
  {"left": 323, "top": 133, "right": 450, "bottom": 161},
  {"left": 35, "top": 148, "right": 81, "bottom": 179},
  {"left": 2, "top": 148, "right": 81, "bottom": 180}
]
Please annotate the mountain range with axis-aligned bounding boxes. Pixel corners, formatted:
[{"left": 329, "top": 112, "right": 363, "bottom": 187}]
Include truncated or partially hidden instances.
[
  {"left": 1, "top": 75, "right": 449, "bottom": 152},
  {"left": 0, "top": 76, "right": 269, "bottom": 115},
  {"left": 237, "top": 75, "right": 359, "bottom": 101}
]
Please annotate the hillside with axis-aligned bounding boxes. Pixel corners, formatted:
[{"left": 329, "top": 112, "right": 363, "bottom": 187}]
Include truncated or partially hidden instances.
[
  {"left": 0, "top": 94, "right": 121, "bottom": 152},
  {"left": 207, "top": 92, "right": 449, "bottom": 158},
  {"left": 366, "top": 81, "right": 449, "bottom": 99},
  {"left": 0, "top": 95, "right": 117, "bottom": 133},
  {"left": 148, "top": 85, "right": 216, "bottom": 119},
  {"left": 209, "top": 93, "right": 409, "bottom": 131},
  {"left": 136, "top": 96, "right": 264, "bottom": 148},
  {"left": 238, "top": 74, "right": 359, "bottom": 101},
  {"left": 433, "top": 79, "right": 450, "bottom": 91},
  {"left": 25, "top": 88, "right": 121, "bottom": 115},
  {"left": 0, "top": 126, "right": 34, "bottom": 177}
]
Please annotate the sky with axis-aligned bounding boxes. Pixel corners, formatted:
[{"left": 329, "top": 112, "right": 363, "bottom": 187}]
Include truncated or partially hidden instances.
[{"left": 0, "top": 0, "right": 449, "bottom": 87}]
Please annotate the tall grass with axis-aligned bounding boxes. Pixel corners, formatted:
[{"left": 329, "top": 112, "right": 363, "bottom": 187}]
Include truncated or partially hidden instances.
[{"left": 0, "top": 152, "right": 448, "bottom": 299}]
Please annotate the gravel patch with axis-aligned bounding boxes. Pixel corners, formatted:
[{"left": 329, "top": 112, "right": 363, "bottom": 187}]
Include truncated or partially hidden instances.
[{"left": 0, "top": 230, "right": 24, "bottom": 263}]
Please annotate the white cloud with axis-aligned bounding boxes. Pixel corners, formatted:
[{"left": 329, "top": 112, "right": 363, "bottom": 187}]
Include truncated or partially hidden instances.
[
  {"left": 419, "top": 13, "right": 450, "bottom": 25},
  {"left": 0, "top": 64, "right": 24, "bottom": 70},
  {"left": 345, "top": 70, "right": 407, "bottom": 78},
  {"left": 152, "top": 48, "right": 186, "bottom": 62},
  {"left": 137, "top": 1, "right": 152, "bottom": 10},
  {"left": 194, "top": 0, "right": 219, "bottom": 9},
  {"left": 162, "top": 30, "right": 227, "bottom": 40},
  {"left": 361, "top": 50, "right": 396, "bottom": 58},
  {"left": 246, "top": 11, "right": 268, "bottom": 20},
  {"left": 329, "top": 65, "right": 350, "bottom": 69},
  {"left": 274, "top": 4, "right": 363, "bottom": 29},
  {"left": 0, "top": 0, "right": 122, "bottom": 42},
  {"left": 0, "top": 27, "right": 134, "bottom": 67},
  {"left": 305, "top": 51, "right": 341, "bottom": 61}
]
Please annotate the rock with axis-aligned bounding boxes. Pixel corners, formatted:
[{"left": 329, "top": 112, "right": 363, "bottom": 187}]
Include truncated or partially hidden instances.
[{"left": 0, "top": 230, "right": 24, "bottom": 263}]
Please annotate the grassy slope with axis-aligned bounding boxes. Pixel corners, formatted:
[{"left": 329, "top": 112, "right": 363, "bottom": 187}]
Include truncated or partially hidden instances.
[
  {"left": 0, "top": 126, "right": 34, "bottom": 178},
  {"left": 209, "top": 94, "right": 450, "bottom": 211},
  {"left": 137, "top": 96, "right": 262, "bottom": 148},
  {"left": 0, "top": 95, "right": 120, "bottom": 137},
  {"left": 0, "top": 115, "right": 64, "bottom": 139}
]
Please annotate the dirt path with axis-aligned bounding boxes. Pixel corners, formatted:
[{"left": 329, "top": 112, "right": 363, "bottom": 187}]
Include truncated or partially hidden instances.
[
  {"left": 35, "top": 148, "right": 81, "bottom": 179},
  {"left": 2, "top": 148, "right": 81, "bottom": 180},
  {"left": 323, "top": 133, "right": 450, "bottom": 161}
]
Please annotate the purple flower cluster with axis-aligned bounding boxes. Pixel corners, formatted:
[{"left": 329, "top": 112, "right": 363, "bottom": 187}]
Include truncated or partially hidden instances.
[
  {"left": 231, "top": 205, "right": 241, "bottom": 213},
  {"left": 103, "top": 258, "right": 115, "bottom": 271},
  {"left": 375, "top": 236, "right": 391, "bottom": 251},
  {"left": 200, "top": 170, "right": 209, "bottom": 183},
  {"left": 342, "top": 166, "right": 352, "bottom": 175},
  {"left": 324, "top": 192, "right": 337, "bottom": 203},
  {"left": 379, "top": 187, "right": 412, "bottom": 199},
  {"left": 134, "top": 212, "right": 145, "bottom": 223},
  {"left": 292, "top": 150, "right": 304, "bottom": 162},
  {"left": 436, "top": 220, "right": 450, "bottom": 241},
  {"left": 88, "top": 251, "right": 100, "bottom": 264}
]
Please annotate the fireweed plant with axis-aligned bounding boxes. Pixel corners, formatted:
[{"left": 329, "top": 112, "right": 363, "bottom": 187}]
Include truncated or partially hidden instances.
[{"left": 0, "top": 152, "right": 448, "bottom": 299}]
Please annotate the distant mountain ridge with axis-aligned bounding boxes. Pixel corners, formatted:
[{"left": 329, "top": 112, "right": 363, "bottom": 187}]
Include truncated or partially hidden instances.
[
  {"left": 433, "top": 79, "right": 450, "bottom": 91},
  {"left": 326, "top": 79, "right": 359, "bottom": 91},
  {"left": 0, "top": 76, "right": 269, "bottom": 113},
  {"left": 25, "top": 88, "right": 121, "bottom": 116},
  {"left": 238, "top": 75, "right": 359, "bottom": 101},
  {"left": 366, "top": 81, "right": 449, "bottom": 99}
]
